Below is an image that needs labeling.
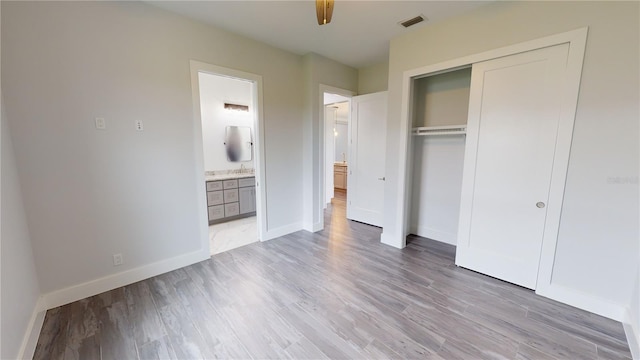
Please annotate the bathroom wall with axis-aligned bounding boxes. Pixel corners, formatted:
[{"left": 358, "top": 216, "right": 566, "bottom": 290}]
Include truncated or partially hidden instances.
[
  {"left": 334, "top": 123, "right": 348, "bottom": 163},
  {"left": 199, "top": 73, "right": 254, "bottom": 171},
  {"left": 330, "top": 101, "right": 349, "bottom": 163}
]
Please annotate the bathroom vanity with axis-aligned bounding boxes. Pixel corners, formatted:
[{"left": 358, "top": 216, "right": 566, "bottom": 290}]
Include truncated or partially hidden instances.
[
  {"left": 334, "top": 163, "right": 348, "bottom": 190},
  {"left": 206, "top": 173, "right": 256, "bottom": 224}
]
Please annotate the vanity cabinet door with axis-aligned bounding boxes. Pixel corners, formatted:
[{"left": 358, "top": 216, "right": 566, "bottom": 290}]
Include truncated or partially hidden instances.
[
  {"left": 239, "top": 187, "right": 256, "bottom": 214},
  {"left": 238, "top": 177, "right": 255, "bottom": 188},
  {"left": 207, "top": 191, "right": 224, "bottom": 206},
  {"left": 334, "top": 172, "right": 346, "bottom": 189},
  {"left": 208, "top": 205, "right": 224, "bottom": 221},
  {"left": 223, "top": 189, "right": 239, "bottom": 203},
  {"left": 223, "top": 179, "right": 238, "bottom": 189},
  {"left": 206, "top": 181, "right": 223, "bottom": 191},
  {"left": 225, "top": 202, "right": 240, "bottom": 217}
]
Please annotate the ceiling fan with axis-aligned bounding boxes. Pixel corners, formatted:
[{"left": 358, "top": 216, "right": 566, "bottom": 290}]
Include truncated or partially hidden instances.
[{"left": 316, "top": 0, "right": 334, "bottom": 25}]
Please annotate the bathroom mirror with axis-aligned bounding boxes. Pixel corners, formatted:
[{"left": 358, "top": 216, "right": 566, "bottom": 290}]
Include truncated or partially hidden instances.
[{"left": 225, "top": 126, "right": 252, "bottom": 162}]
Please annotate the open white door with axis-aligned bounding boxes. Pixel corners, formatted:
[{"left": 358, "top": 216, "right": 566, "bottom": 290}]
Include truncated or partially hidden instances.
[
  {"left": 456, "top": 44, "right": 570, "bottom": 289},
  {"left": 347, "top": 91, "right": 387, "bottom": 227}
]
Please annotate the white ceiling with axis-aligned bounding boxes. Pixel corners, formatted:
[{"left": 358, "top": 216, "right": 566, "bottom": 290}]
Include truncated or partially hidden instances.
[{"left": 148, "top": 1, "right": 490, "bottom": 68}]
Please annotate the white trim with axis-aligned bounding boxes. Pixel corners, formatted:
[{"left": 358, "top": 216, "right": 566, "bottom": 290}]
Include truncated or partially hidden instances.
[
  {"left": 381, "top": 232, "right": 403, "bottom": 249},
  {"left": 17, "top": 249, "right": 208, "bottom": 359},
  {"left": 390, "top": 27, "right": 589, "bottom": 252},
  {"left": 317, "top": 84, "right": 355, "bottom": 233},
  {"left": 42, "top": 249, "right": 209, "bottom": 310},
  {"left": 536, "top": 283, "right": 625, "bottom": 322},
  {"left": 262, "top": 222, "right": 304, "bottom": 241},
  {"left": 189, "top": 61, "right": 268, "bottom": 245},
  {"left": 623, "top": 309, "right": 640, "bottom": 360},
  {"left": 409, "top": 226, "right": 456, "bottom": 246},
  {"left": 16, "top": 297, "right": 46, "bottom": 360},
  {"left": 301, "top": 219, "right": 322, "bottom": 233}
]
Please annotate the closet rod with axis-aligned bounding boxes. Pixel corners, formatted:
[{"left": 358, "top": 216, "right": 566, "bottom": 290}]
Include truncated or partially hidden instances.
[{"left": 411, "top": 125, "right": 466, "bottom": 136}]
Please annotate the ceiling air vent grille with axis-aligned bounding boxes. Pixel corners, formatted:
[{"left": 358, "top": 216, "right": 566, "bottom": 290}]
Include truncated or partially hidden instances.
[{"left": 400, "top": 15, "right": 426, "bottom": 28}]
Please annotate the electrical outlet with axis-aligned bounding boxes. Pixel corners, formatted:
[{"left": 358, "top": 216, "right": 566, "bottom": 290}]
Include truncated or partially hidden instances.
[
  {"left": 95, "top": 117, "right": 106, "bottom": 130},
  {"left": 135, "top": 120, "right": 144, "bottom": 131},
  {"left": 112, "top": 253, "right": 123, "bottom": 266}
]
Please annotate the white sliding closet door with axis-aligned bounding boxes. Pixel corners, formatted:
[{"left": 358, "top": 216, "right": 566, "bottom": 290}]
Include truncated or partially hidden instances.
[
  {"left": 456, "top": 44, "right": 570, "bottom": 289},
  {"left": 347, "top": 91, "right": 387, "bottom": 227}
]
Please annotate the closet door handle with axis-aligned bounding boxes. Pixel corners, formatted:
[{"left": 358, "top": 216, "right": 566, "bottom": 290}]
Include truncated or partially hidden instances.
[
  {"left": 378, "top": 177, "right": 385, "bottom": 181},
  {"left": 536, "top": 202, "right": 546, "bottom": 208}
]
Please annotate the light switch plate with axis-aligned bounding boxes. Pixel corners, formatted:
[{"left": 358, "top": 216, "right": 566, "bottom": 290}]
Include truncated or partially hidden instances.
[
  {"left": 135, "top": 120, "right": 144, "bottom": 131},
  {"left": 95, "top": 117, "right": 106, "bottom": 130}
]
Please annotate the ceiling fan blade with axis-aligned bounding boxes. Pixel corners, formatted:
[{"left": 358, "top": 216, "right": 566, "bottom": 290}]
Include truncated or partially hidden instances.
[
  {"left": 325, "top": 0, "right": 334, "bottom": 24},
  {"left": 315, "top": 0, "right": 325, "bottom": 25},
  {"left": 316, "top": 0, "right": 335, "bottom": 25}
]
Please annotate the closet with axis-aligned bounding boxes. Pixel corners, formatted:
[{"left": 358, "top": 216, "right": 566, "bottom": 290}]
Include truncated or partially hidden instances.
[
  {"left": 409, "top": 68, "right": 471, "bottom": 246},
  {"left": 405, "top": 35, "right": 583, "bottom": 291},
  {"left": 456, "top": 43, "right": 571, "bottom": 289}
]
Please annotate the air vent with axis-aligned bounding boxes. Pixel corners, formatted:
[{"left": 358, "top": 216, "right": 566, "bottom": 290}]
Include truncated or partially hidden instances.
[
  {"left": 224, "top": 103, "right": 249, "bottom": 112},
  {"left": 400, "top": 15, "right": 426, "bottom": 28}
]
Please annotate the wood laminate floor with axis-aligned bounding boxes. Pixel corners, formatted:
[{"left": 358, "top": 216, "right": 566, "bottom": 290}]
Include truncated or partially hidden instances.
[{"left": 34, "top": 195, "right": 631, "bottom": 360}]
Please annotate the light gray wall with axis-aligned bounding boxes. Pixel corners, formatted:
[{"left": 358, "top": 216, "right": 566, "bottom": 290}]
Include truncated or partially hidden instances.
[
  {"left": 384, "top": 1, "right": 639, "bottom": 312},
  {"left": 329, "top": 101, "right": 349, "bottom": 163},
  {"left": 199, "top": 73, "right": 254, "bottom": 172},
  {"left": 409, "top": 68, "right": 470, "bottom": 245},
  {"left": 334, "top": 123, "right": 348, "bottom": 163},
  {"left": 410, "top": 136, "right": 465, "bottom": 245},
  {"left": 1, "top": 1, "right": 304, "bottom": 294},
  {"left": 413, "top": 68, "right": 471, "bottom": 128},
  {"left": 358, "top": 61, "right": 389, "bottom": 94},
  {"left": 302, "top": 53, "right": 358, "bottom": 231},
  {"left": 1, "top": 96, "right": 41, "bottom": 359}
]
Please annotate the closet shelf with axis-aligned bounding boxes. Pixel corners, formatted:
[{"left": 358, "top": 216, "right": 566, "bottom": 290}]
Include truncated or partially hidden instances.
[{"left": 411, "top": 125, "right": 466, "bottom": 136}]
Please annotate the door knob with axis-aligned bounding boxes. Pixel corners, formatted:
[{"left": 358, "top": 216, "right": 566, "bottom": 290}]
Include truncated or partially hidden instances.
[
  {"left": 536, "top": 202, "right": 546, "bottom": 208},
  {"left": 378, "top": 177, "right": 385, "bottom": 181}
]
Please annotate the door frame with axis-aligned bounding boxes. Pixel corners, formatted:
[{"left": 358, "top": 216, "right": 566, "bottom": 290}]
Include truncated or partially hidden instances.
[
  {"left": 318, "top": 84, "right": 354, "bottom": 231},
  {"left": 388, "top": 27, "right": 588, "bottom": 306},
  {"left": 190, "top": 60, "right": 268, "bottom": 253}
]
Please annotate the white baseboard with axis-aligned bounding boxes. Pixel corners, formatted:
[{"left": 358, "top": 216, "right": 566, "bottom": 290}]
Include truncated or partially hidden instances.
[
  {"left": 409, "top": 225, "right": 457, "bottom": 246},
  {"left": 17, "top": 297, "right": 47, "bottom": 360},
  {"left": 623, "top": 308, "right": 640, "bottom": 360},
  {"left": 310, "top": 222, "right": 323, "bottom": 232},
  {"left": 302, "top": 220, "right": 323, "bottom": 233},
  {"left": 42, "top": 249, "right": 209, "bottom": 310},
  {"left": 263, "top": 222, "right": 303, "bottom": 241},
  {"left": 380, "top": 232, "right": 404, "bottom": 249},
  {"left": 536, "top": 282, "right": 626, "bottom": 322}
]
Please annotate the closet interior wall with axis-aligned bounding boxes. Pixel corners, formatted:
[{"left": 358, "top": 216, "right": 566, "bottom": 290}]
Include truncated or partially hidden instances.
[{"left": 409, "top": 67, "right": 471, "bottom": 245}]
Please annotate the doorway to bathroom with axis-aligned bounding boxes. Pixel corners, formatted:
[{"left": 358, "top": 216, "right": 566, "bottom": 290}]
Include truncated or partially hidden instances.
[
  {"left": 322, "top": 88, "right": 352, "bottom": 227},
  {"left": 324, "top": 93, "right": 350, "bottom": 207},
  {"left": 191, "top": 61, "right": 266, "bottom": 256}
]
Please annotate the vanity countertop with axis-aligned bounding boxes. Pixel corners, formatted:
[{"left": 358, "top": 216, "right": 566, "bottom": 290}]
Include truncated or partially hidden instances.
[{"left": 205, "top": 171, "right": 255, "bottom": 182}]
